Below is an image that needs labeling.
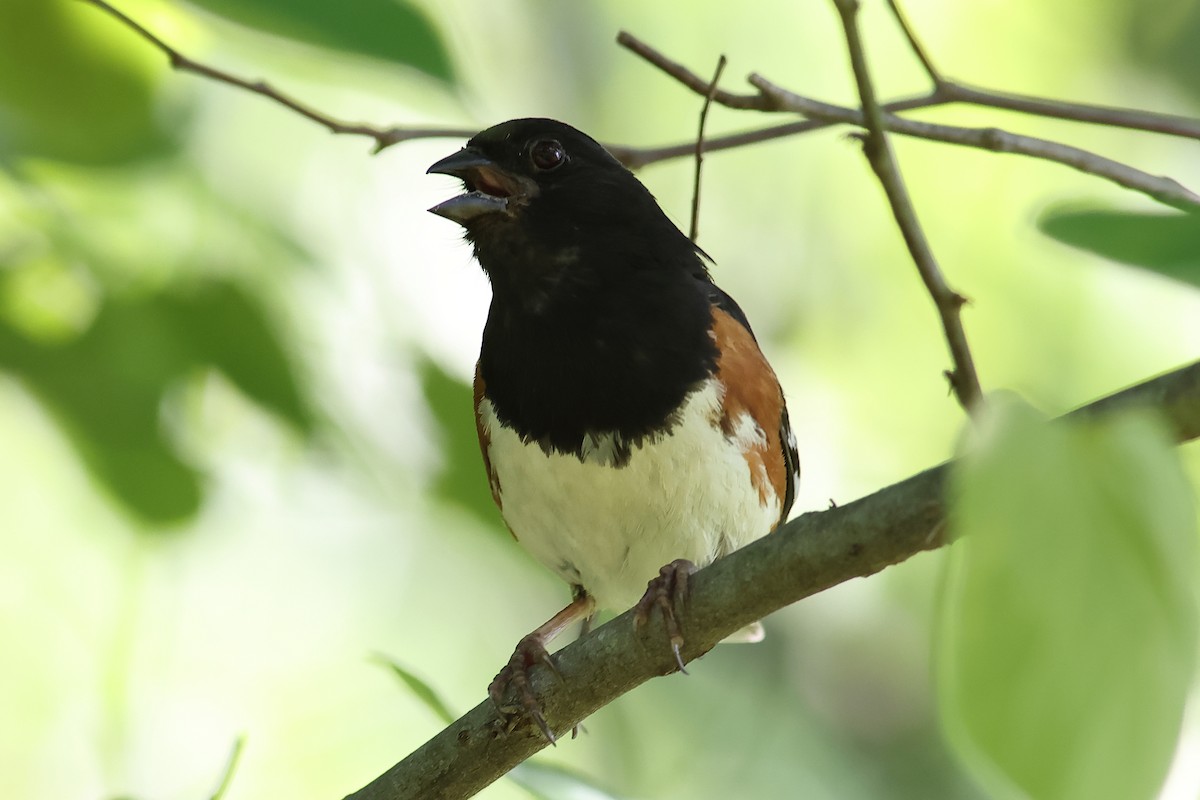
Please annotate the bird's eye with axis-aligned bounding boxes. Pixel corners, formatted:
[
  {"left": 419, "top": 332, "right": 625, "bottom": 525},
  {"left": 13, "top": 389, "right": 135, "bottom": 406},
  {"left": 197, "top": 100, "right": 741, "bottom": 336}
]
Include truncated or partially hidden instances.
[{"left": 529, "top": 139, "right": 566, "bottom": 171}]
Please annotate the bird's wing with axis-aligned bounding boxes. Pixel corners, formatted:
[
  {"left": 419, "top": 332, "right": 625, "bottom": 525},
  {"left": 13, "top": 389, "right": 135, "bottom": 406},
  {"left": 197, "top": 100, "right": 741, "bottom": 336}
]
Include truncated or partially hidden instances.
[{"left": 707, "top": 285, "right": 799, "bottom": 527}]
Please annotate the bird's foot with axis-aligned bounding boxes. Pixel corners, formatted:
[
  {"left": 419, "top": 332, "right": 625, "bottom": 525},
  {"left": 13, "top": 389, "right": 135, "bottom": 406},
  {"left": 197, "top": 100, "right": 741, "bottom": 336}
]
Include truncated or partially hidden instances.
[
  {"left": 489, "top": 632, "right": 563, "bottom": 743},
  {"left": 633, "top": 558, "right": 697, "bottom": 674},
  {"left": 488, "top": 593, "right": 595, "bottom": 744}
]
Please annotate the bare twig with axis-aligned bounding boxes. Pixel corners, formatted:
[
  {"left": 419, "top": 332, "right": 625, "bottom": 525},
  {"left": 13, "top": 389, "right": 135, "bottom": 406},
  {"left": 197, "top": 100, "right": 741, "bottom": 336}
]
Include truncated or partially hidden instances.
[
  {"left": 616, "top": 31, "right": 768, "bottom": 110},
  {"left": 936, "top": 82, "right": 1200, "bottom": 141},
  {"left": 617, "top": 30, "right": 1200, "bottom": 205},
  {"left": 748, "top": 75, "right": 1200, "bottom": 210},
  {"left": 831, "top": 0, "right": 983, "bottom": 413},
  {"left": 76, "top": 0, "right": 476, "bottom": 153},
  {"left": 885, "top": 0, "right": 944, "bottom": 87},
  {"left": 344, "top": 359, "right": 1200, "bottom": 800},
  {"left": 885, "top": 0, "right": 1200, "bottom": 140},
  {"left": 690, "top": 55, "right": 728, "bottom": 242}
]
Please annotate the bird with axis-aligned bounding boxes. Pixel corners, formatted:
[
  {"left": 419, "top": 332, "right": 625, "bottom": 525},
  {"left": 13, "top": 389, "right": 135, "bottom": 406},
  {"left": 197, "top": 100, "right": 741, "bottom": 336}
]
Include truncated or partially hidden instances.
[{"left": 427, "top": 118, "right": 799, "bottom": 741}]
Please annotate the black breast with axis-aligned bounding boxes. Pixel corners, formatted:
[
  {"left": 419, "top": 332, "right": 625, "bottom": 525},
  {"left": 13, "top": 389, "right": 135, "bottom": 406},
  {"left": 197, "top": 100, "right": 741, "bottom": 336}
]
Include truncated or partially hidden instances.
[{"left": 479, "top": 269, "right": 718, "bottom": 465}]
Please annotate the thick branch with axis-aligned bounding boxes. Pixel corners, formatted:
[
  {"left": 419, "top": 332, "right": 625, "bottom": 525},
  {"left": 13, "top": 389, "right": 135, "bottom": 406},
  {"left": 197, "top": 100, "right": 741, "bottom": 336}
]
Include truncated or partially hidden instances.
[
  {"left": 343, "top": 358, "right": 1200, "bottom": 800},
  {"left": 831, "top": 0, "right": 983, "bottom": 413}
]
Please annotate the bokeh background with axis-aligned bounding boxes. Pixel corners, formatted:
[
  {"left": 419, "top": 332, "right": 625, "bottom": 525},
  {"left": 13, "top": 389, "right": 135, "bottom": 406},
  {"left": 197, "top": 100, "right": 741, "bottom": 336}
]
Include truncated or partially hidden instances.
[{"left": 3, "top": 0, "right": 1200, "bottom": 798}]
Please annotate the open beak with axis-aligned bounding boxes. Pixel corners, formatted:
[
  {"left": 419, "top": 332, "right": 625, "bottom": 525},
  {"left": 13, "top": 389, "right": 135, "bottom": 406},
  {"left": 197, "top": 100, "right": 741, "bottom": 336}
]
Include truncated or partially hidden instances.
[{"left": 427, "top": 148, "right": 529, "bottom": 225}]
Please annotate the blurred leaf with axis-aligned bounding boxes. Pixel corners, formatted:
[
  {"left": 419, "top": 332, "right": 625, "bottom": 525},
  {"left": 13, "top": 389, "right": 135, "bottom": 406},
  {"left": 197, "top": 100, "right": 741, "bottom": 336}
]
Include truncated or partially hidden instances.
[
  {"left": 509, "top": 761, "right": 628, "bottom": 800},
  {"left": 377, "top": 657, "right": 456, "bottom": 725},
  {"left": 0, "top": 0, "right": 175, "bottom": 165},
  {"left": 0, "top": 278, "right": 313, "bottom": 525},
  {"left": 376, "top": 656, "right": 623, "bottom": 800},
  {"left": 418, "top": 357, "right": 505, "bottom": 532},
  {"left": 939, "top": 399, "right": 1199, "bottom": 800},
  {"left": 170, "top": 282, "right": 314, "bottom": 435},
  {"left": 209, "top": 736, "right": 245, "bottom": 800},
  {"left": 183, "top": 0, "right": 455, "bottom": 83},
  {"left": 1120, "top": 0, "right": 1200, "bottom": 102},
  {"left": 1039, "top": 205, "right": 1200, "bottom": 289}
]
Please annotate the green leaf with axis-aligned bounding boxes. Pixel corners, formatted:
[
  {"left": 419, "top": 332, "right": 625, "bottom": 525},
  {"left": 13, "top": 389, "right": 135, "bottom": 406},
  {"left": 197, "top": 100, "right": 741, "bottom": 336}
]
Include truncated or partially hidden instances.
[
  {"left": 376, "top": 657, "right": 456, "bottom": 725},
  {"left": 374, "top": 657, "right": 623, "bottom": 800},
  {"left": 1038, "top": 205, "right": 1200, "bottom": 289},
  {"left": 509, "top": 761, "right": 628, "bottom": 800},
  {"left": 183, "top": 0, "right": 455, "bottom": 83},
  {"left": 0, "top": 0, "right": 175, "bottom": 165},
  {"left": 939, "top": 399, "right": 1199, "bottom": 800},
  {"left": 168, "top": 283, "right": 314, "bottom": 435},
  {"left": 0, "top": 279, "right": 313, "bottom": 525},
  {"left": 418, "top": 357, "right": 506, "bottom": 533}
]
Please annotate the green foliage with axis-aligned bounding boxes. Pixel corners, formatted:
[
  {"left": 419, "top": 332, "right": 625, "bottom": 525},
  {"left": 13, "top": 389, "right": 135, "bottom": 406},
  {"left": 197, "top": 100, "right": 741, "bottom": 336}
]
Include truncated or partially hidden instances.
[
  {"left": 377, "top": 657, "right": 456, "bottom": 725},
  {"left": 508, "top": 761, "right": 628, "bottom": 800},
  {"left": 939, "top": 399, "right": 1199, "bottom": 800},
  {"left": 0, "top": 0, "right": 174, "bottom": 165},
  {"left": 0, "top": 280, "right": 313, "bottom": 525},
  {"left": 379, "top": 657, "right": 624, "bottom": 800},
  {"left": 418, "top": 357, "right": 506, "bottom": 533},
  {"left": 1121, "top": 0, "right": 1200, "bottom": 103},
  {"left": 182, "top": 0, "right": 455, "bottom": 82},
  {"left": 1039, "top": 205, "right": 1200, "bottom": 289}
]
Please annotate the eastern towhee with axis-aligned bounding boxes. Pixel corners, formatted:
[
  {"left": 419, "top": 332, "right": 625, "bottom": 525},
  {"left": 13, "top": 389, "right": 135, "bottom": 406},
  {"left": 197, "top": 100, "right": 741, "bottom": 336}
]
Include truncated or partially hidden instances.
[{"left": 428, "top": 119, "right": 799, "bottom": 741}]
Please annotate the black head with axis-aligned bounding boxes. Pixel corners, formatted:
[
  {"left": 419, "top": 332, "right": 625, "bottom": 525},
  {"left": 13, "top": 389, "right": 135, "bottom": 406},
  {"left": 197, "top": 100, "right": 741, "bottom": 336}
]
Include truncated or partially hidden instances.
[{"left": 427, "top": 118, "right": 703, "bottom": 311}]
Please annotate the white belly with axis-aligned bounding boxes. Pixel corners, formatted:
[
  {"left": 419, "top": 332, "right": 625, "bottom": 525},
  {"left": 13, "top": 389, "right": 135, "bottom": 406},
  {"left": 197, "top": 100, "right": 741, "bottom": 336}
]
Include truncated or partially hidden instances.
[{"left": 479, "top": 379, "right": 782, "bottom": 611}]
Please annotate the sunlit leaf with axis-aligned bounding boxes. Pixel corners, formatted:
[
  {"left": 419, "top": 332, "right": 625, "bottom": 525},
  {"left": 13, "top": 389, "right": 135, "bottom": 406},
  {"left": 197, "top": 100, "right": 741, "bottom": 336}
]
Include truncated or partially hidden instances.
[
  {"left": 939, "top": 399, "right": 1198, "bottom": 800},
  {"left": 169, "top": 283, "right": 314, "bottom": 435},
  {"left": 0, "top": 0, "right": 175, "bottom": 165},
  {"left": 1038, "top": 205, "right": 1200, "bottom": 289},
  {"left": 0, "top": 279, "right": 313, "bottom": 525},
  {"left": 376, "top": 657, "right": 456, "bottom": 725},
  {"left": 183, "top": 0, "right": 455, "bottom": 82}
]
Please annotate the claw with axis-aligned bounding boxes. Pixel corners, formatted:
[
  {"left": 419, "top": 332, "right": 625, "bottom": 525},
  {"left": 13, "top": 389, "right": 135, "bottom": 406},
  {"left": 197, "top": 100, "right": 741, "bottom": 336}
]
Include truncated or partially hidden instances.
[
  {"left": 633, "top": 558, "right": 697, "bottom": 674},
  {"left": 488, "top": 593, "right": 596, "bottom": 744}
]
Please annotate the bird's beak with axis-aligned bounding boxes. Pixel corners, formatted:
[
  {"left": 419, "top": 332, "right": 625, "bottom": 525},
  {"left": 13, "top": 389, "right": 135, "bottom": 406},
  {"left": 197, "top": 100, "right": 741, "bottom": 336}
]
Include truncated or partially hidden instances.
[{"left": 427, "top": 148, "right": 533, "bottom": 225}]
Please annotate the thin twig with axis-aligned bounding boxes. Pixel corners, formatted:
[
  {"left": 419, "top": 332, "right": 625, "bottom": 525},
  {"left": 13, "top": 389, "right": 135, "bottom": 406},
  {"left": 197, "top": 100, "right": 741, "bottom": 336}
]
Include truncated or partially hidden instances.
[
  {"left": 938, "top": 82, "right": 1200, "bottom": 140},
  {"left": 747, "top": 74, "right": 1200, "bottom": 210},
  {"left": 344, "top": 359, "right": 1200, "bottom": 800},
  {"left": 690, "top": 55, "right": 728, "bottom": 242},
  {"left": 831, "top": 0, "right": 983, "bottom": 413},
  {"left": 76, "top": 0, "right": 476, "bottom": 153},
  {"left": 617, "top": 31, "right": 767, "bottom": 110},
  {"left": 617, "top": 30, "right": 1200, "bottom": 201},
  {"left": 607, "top": 106, "right": 927, "bottom": 169},
  {"left": 884, "top": 0, "right": 1200, "bottom": 140},
  {"left": 885, "top": 0, "right": 943, "bottom": 87}
]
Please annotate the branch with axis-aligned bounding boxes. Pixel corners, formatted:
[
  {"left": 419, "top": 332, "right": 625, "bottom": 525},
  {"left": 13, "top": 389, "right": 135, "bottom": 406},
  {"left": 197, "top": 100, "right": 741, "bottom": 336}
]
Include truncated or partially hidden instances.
[
  {"left": 885, "top": 0, "right": 1200, "bottom": 141},
  {"left": 617, "top": 30, "right": 1200, "bottom": 209},
  {"left": 831, "top": 0, "right": 983, "bottom": 414},
  {"left": 343, "top": 358, "right": 1200, "bottom": 800},
  {"left": 689, "top": 55, "right": 728, "bottom": 242},
  {"left": 748, "top": 74, "right": 1200, "bottom": 211},
  {"left": 77, "top": 0, "right": 476, "bottom": 153}
]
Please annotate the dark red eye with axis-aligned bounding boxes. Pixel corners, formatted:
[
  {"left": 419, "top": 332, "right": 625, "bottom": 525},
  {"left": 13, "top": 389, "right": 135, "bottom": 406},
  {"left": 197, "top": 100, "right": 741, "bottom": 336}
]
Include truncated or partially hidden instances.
[{"left": 530, "top": 139, "right": 566, "bottom": 171}]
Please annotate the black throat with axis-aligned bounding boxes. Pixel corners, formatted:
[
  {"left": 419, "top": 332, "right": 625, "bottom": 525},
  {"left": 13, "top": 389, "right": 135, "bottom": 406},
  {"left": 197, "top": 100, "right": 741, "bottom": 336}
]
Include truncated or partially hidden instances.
[{"left": 478, "top": 262, "right": 718, "bottom": 465}]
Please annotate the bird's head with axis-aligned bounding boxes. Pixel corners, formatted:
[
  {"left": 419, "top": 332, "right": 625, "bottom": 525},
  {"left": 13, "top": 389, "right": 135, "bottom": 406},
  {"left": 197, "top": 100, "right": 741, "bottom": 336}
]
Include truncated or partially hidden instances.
[{"left": 427, "top": 118, "right": 699, "bottom": 310}]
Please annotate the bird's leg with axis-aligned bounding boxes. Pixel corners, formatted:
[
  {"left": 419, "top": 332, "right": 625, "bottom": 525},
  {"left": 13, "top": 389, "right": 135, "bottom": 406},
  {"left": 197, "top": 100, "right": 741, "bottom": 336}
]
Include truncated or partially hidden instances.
[
  {"left": 633, "top": 558, "right": 697, "bottom": 674},
  {"left": 489, "top": 591, "right": 596, "bottom": 743}
]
